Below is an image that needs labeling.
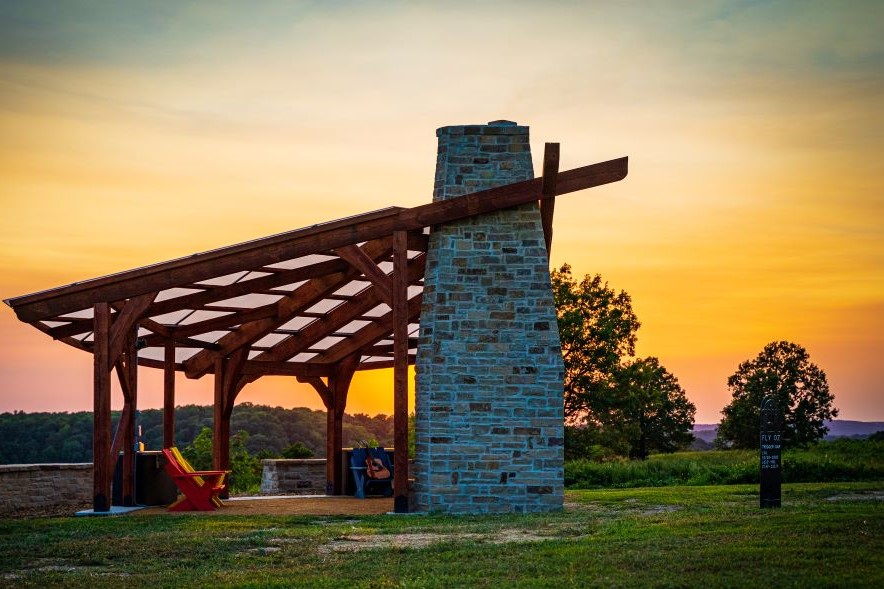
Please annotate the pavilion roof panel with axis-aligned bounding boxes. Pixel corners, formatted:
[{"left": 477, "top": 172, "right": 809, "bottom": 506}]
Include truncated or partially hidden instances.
[
  {"left": 207, "top": 293, "right": 284, "bottom": 309},
  {"left": 364, "top": 303, "right": 391, "bottom": 317},
  {"left": 311, "top": 336, "right": 345, "bottom": 350},
  {"left": 149, "top": 309, "right": 194, "bottom": 325},
  {"left": 332, "top": 280, "right": 371, "bottom": 297},
  {"left": 194, "top": 271, "right": 249, "bottom": 287},
  {"left": 338, "top": 319, "right": 371, "bottom": 334},
  {"left": 268, "top": 280, "right": 308, "bottom": 293},
  {"left": 154, "top": 287, "right": 204, "bottom": 303},
  {"left": 264, "top": 253, "right": 337, "bottom": 271},
  {"left": 304, "top": 298, "right": 344, "bottom": 315},
  {"left": 177, "top": 309, "right": 232, "bottom": 325},
  {"left": 253, "top": 333, "right": 290, "bottom": 348},
  {"left": 188, "top": 330, "right": 232, "bottom": 343},
  {"left": 279, "top": 316, "right": 316, "bottom": 331}
]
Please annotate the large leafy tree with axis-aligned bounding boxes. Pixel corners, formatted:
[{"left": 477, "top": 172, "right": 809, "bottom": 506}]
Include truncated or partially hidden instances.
[
  {"left": 551, "top": 264, "right": 640, "bottom": 425},
  {"left": 609, "top": 357, "right": 696, "bottom": 459},
  {"left": 716, "top": 341, "right": 837, "bottom": 449}
]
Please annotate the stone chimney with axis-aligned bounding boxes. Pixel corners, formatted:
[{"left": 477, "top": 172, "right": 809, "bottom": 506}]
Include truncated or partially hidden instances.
[{"left": 413, "top": 121, "right": 565, "bottom": 513}]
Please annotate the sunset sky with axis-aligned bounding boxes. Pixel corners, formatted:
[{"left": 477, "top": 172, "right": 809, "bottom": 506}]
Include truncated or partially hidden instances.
[{"left": 1, "top": 1, "right": 881, "bottom": 424}]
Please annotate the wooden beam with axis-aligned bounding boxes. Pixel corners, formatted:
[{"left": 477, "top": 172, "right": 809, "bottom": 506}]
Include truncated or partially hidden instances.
[
  {"left": 163, "top": 339, "right": 175, "bottom": 448},
  {"left": 241, "top": 361, "right": 333, "bottom": 377},
  {"left": 540, "top": 143, "right": 560, "bottom": 256},
  {"left": 107, "top": 292, "right": 156, "bottom": 365},
  {"left": 121, "top": 332, "right": 138, "bottom": 506},
  {"left": 391, "top": 230, "right": 410, "bottom": 513},
  {"left": 327, "top": 356, "right": 358, "bottom": 495},
  {"left": 213, "top": 358, "right": 229, "bottom": 474},
  {"left": 8, "top": 158, "right": 627, "bottom": 323},
  {"left": 213, "top": 349, "right": 248, "bottom": 485},
  {"left": 335, "top": 245, "right": 393, "bottom": 306},
  {"left": 92, "top": 302, "right": 112, "bottom": 512},
  {"left": 297, "top": 376, "right": 332, "bottom": 408}
]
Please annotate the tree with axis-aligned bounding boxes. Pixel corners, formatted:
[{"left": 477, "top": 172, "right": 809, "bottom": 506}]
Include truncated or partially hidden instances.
[
  {"left": 608, "top": 357, "right": 696, "bottom": 459},
  {"left": 551, "top": 264, "right": 640, "bottom": 424},
  {"left": 716, "top": 341, "right": 837, "bottom": 449}
]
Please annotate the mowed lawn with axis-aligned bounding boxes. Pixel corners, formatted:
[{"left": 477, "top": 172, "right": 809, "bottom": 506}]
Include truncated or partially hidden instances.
[{"left": 1, "top": 483, "right": 881, "bottom": 588}]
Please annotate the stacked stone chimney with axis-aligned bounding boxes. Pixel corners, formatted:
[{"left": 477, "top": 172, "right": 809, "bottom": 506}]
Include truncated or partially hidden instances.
[{"left": 413, "top": 121, "right": 565, "bottom": 513}]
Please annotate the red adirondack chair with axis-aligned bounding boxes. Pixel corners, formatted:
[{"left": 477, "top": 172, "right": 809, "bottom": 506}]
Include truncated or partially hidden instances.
[{"left": 162, "top": 447, "right": 230, "bottom": 511}]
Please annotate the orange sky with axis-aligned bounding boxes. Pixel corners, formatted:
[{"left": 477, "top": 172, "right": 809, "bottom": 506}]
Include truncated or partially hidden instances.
[{"left": 1, "top": 1, "right": 882, "bottom": 423}]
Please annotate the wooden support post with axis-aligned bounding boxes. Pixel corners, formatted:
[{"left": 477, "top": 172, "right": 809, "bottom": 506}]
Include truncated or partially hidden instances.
[
  {"left": 163, "top": 339, "right": 175, "bottom": 448},
  {"left": 213, "top": 351, "right": 246, "bottom": 498},
  {"left": 213, "top": 357, "right": 230, "bottom": 478},
  {"left": 92, "top": 302, "right": 112, "bottom": 512},
  {"left": 300, "top": 364, "right": 354, "bottom": 496},
  {"left": 540, "top": 143, "right": 560, "bottom": 257},
  {"left": 120, "top": 331, "right": 138, "bottom": 506},
  {"left": 392, "top": 230, "right": 410, "bottom": 513},
  {"left": 328, "top": 358, "right": 357, "bottom": 495}
]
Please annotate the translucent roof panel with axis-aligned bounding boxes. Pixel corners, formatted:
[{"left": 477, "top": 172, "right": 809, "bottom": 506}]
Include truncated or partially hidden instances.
[
  {"left": 279, "top": 316, "right": 316, "bottom": 331},
  {"left": 208, "top": 293, "right": 284, "bottom": 309},
  {"left": 252, "top": 333, "right": 290, "bottom": 348},
  {"left": 155, "top": 287, "right": 204, "bottom": 303},
  {"left": 269, "top": 280, "right": 308, "bottom": 293},
  {"left": 189, "top": 330, "right": 232, "bottom": 343},
  {"left": 333, "top": 280, "right": 371, "bottom": 297},
  {"left": 178, "top": 310, "right": 232, "bottom": 326},
  {"left": 150, "top": 310, "right": 195, "bottom": 325},
  {"left": 364, "top": 303, "right": 391, "bottom": 318},
  {"left": 174, "top": 348, "right": 202, "bottom": 362},
  {"left": 305, "top": 298, "right": 344, "bottom": 314},
  {"left": 338, "top": 319, "right": 371, "bottom": 334},
  {"left": 194, "top": 271, "right": 248, "bottom": 287},
  {"left": 264, "top": 254, "right": 337, "bottom": 271},
  {"left": 311, "top": 336, "right": 345, "bottom": 350}
]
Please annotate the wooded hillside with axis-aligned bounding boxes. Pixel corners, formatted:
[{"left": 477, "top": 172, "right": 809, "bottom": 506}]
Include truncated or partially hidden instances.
[{"left": 0, "top": 403, "right": 393, "bottom": 464}]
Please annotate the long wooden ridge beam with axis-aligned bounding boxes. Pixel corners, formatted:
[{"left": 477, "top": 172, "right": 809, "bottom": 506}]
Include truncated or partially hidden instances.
[{"left": 5, "top": 157, "right": 627, "bottom": 323}]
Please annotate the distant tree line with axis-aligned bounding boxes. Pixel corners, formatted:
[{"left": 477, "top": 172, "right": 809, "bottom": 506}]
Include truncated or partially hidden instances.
[{"left": 0, "top": 403, "right": 393, "bottom": 465}]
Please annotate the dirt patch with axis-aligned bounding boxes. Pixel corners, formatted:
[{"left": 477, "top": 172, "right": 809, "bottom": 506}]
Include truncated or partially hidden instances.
[
  {"left": 320, "top": 527, "right": 579, "bottom": 553},
  {"left": 135, "top": 496, "right": 393, "bottom": 517},
  {"left": 825, "top": 491, "right": 884, "bottom": 502}
]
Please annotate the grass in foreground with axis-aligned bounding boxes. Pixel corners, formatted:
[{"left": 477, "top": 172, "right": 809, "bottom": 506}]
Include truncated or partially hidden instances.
[{"left": 1, "top": 483, "right": 882, "bottom": 588}]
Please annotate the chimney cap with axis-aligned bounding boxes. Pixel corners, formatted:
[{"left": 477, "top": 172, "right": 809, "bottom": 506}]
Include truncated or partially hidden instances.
[{"left": 488, "top": 120, "right": 518, "bottom": 127}]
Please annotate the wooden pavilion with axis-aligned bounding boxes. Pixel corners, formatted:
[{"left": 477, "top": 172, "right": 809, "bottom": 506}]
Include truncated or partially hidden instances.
[{"left": 4, "top": 147, "right": 627, "bottom": 513}]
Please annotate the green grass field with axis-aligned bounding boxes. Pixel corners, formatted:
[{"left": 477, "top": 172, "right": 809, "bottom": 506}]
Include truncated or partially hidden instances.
[{"left": 1, "top": 482, "right": 881, "bottom": 588}]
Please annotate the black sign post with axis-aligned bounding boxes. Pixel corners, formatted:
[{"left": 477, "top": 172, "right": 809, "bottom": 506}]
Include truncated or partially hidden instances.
[{"left": 760, "top": 396, "right": 782, "bottom": 508}]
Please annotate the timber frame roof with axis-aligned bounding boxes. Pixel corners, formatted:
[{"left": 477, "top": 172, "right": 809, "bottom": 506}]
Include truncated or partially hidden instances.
[{"left": 4, "top": 156, "right": 628, "bottom": 382}]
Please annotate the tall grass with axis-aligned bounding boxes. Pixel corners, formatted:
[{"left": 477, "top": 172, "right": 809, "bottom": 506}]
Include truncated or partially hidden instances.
[{"left": 565, "top": 438, "right": 884, "bottom": 489}]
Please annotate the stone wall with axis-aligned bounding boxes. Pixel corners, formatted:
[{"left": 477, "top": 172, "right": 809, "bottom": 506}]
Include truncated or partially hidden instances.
[
  {"left": 0, "top": 464, "right": 92, "bottom": 513},
  {"left": 414, "top": 121, "right": 565, "bottom": 514},
  {"left": 260, "top": 459, "right": 327, "bottom": 495}
]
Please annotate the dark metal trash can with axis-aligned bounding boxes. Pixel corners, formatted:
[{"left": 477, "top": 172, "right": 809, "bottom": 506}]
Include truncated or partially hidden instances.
[{"left": 113, "top": 451, "right": 178, "bottom": 506}]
